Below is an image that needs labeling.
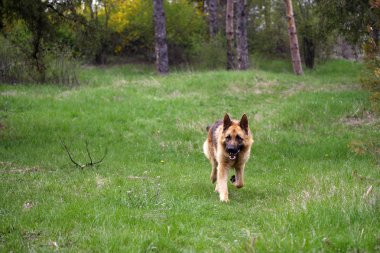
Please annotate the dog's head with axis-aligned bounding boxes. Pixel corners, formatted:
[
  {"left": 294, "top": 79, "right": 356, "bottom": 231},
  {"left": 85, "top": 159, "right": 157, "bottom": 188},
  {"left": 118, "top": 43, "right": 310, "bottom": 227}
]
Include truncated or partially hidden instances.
[{"left": 222, "top": 113, "right": 251, "bottom": 161}]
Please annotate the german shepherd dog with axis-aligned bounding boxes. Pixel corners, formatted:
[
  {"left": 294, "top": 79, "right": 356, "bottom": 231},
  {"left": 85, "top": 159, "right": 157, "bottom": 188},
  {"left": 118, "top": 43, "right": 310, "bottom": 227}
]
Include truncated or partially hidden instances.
[{"left": 203, "top": 114, "right": 253, "bottom": 202}]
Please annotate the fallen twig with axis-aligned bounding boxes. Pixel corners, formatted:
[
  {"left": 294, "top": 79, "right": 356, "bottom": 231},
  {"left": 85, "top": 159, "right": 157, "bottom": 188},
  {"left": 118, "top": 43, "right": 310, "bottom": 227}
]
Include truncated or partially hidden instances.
[{"left": 61, "top": 139, "right": 107, "bottom": 169}]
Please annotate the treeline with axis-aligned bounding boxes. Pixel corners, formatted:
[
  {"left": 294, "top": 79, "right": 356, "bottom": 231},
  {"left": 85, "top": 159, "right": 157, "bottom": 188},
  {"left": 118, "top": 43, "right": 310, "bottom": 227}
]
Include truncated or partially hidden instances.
[{"left": 0, "top": 1, "right": 379, "bottom": 86}]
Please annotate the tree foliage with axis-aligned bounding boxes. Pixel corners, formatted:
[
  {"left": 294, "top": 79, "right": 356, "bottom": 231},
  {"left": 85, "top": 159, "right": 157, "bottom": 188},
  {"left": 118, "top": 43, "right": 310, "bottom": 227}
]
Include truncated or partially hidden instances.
[
  {"left": 1, "top": 0, "right": 379, "bottom": 83},
  {"left": 0, "top": 0, "right": 82, "bottom": 83},
  {"left": 316, "top": 0, "right": 380, "bottom": 45},
  {"left": 360, "top": 1, "right": 380, "bottom": 113}
]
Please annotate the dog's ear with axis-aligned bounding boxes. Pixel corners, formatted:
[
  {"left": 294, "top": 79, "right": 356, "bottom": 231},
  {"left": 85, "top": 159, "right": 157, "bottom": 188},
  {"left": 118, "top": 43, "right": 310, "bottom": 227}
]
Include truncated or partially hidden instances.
[
  {"left": 239, "top": 114, "right": 249, "bottom": 134},
  {"left": 223, "top": 113, "right": 232, "bottom": 131}
]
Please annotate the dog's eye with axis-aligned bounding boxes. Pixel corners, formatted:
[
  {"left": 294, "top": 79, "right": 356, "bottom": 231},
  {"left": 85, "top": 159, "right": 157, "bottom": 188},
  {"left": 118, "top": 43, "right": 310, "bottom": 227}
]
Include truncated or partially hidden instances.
[
  {"left": 226, "top": 135, "right": 231, "bottom": 141},
  {"left": 236, "top": 135, "right": 242, "bottom": 141}
]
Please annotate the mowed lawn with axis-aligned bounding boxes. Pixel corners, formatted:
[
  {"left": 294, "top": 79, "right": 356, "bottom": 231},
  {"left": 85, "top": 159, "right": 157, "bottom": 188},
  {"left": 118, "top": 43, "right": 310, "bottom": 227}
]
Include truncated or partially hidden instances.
[{"left": 0, "top": 60, "right": 379, "bottom": 252}]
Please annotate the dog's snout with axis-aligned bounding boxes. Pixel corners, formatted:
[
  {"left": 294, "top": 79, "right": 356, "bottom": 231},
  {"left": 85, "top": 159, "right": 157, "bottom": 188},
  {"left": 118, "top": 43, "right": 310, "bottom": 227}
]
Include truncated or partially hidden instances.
[{"left": 226, "top": 146, "right": 238, "bottom": 154}]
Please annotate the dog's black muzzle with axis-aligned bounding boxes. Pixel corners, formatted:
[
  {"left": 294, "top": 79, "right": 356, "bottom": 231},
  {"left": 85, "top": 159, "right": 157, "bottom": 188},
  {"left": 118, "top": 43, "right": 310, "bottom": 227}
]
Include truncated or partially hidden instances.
[{"left": 226, "top": 146, "right": 240, "bottom": 161}]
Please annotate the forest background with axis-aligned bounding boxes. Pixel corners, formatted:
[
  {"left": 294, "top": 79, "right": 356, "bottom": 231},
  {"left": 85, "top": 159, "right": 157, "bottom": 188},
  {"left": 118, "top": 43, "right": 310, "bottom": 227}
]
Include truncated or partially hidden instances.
[{"left": 1, "top": 0, "right": 379, "bottom": 110}]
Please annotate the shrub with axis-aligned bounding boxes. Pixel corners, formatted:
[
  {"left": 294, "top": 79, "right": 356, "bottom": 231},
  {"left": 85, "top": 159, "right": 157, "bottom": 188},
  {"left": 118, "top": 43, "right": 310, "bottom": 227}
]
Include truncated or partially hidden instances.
[
  {"left": 189, "top": 34, "right": 227, "bottom": 69},
  {"left": 360, "top": 32, "right": 380, "bottom": 113},
  {"left": 0, "top": 35, "right": 34, "bottom": 84},
  {"left": 45, "top": 45, "right": 80, "bottom": 86},
  {"left": 0, "top": 35, "right": 80, "bottom": 86},
  {"left": 110, "top": 0, "right": 207, "bottom": 64}
]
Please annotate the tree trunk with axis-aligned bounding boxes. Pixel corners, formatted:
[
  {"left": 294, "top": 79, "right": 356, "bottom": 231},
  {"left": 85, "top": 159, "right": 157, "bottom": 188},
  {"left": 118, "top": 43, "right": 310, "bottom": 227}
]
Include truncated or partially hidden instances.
[
  {"left": 196, "top": 0, "right": 206, "bottom": 13},
  {"left": 31, "top": 14, "right": 46, "bottom": 83},
  {"left": 31, "top": 34, "right": 45, "bottom": 83},
  {"left": 264, "top": 0, "right": 271, "bottom": 30},
  {"left": 153, "top": 0, "right": 169, "bottom": 74},
  {"left": 303, "top": 35, "right": 314, "bottom": 69},
  {"left": 208, "top": 0, "right": 218, "bottom": 38},
  {"left": 226, "top": 0, "right": 234, "bottom": 70},
  {"left": 284, "top": 0, "right": 303, "bottom": 75},
  {"left": 372, "top": 25, "right": 379, "bottom": 47},
  {"left": 86, "top": 0, "right": 94, "bottom": 20},
  {"left": 104, "top": 0, "right": 108, "bottom": 28},
  {"left": 236, "top": 0, "right": 249, "bottom": 70}
]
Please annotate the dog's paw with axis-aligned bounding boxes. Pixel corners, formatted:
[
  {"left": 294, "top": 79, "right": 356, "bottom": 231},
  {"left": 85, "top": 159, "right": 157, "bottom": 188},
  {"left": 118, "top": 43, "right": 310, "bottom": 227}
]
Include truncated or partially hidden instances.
[
  {"left": 230, "top": 175, "right": 236, "bottom": 183},
  {"left": 219, "top": 192, "right": 229, "bottom": 202}
]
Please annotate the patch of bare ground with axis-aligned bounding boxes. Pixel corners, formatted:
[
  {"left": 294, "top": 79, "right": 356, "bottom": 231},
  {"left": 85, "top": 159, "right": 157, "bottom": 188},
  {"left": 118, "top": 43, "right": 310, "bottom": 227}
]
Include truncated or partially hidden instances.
[
  {"left": 127, "top": 171, "right": 161, "bottom": 180},
  {"left": 287, "top": 175, "right": 341, "bottom": 211},
  {"left": 282, "top": 83, "right": 361, "bottom": 97},
  {"left": 0, "top": 90, "right": 18, "bottom": 97},
  {"left": 0, "top": 161, "right": 41, "bottom": 174},
  {"left": 22, "top": 201, "right": 35, "bottom": 211},
  {"left": 147, "top": 90, "right": 207, "bottom": 101},
  {"left": 282, "top": 83, "right": 307, "bottom": 97},
  {"left": 95, "top": 174, "right": 109, "bottom": 188},
  {"left": 55, "top": 90, "right": 74, "bottom": 99},
  {"left": 130, "top": 77, "right": 161, "bottom": 88},
  {"left": 341, "top": 111, "right": 379, "bottom": 127},
  {"left": 176, "top": 119, "right": 207, "bottom": 134},
  {"left": 229, "top": 81, "right": 278, "bottom": 95},
  {"left": 348, "top": 140, "right": 380, "bottom": 164},
  {"left": 112, "top": 79, "right": 129, "bottom": 87},
  {"left": 22, "top": 230, "right": 41, "bottom": 240}
]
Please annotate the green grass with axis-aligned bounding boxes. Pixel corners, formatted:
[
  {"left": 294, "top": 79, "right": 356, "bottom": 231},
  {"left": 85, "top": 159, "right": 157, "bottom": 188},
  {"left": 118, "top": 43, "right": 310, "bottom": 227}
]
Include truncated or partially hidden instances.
[{"left": 0, "top": 60, "right": 379, "bottom": 252}]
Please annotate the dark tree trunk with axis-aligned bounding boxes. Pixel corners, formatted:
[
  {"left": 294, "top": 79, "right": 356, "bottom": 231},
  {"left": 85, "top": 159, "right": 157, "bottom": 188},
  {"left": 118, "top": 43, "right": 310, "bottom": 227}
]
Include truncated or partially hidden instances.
[
  {"left": 153, "top": 0, "right": 169, "bottom": 74},
  {"left": 264, "top": 0, "right": 272, "bottom": 30},
  {"left": 94, "top": 50, "right": 106, "bottom": 65},
  {"left": 31, "top": 12, "right": 46, "bottom": 83},
  {"left": 236, "top": 0, "right": 249, "bottom": 70},
  {"left": 208, "top": 0, "right": 218, "bottom": 38},
  {"left": 284, "top": 0, "right": 303, "bottom": 75},
  {"left": 31, "top": 33, "right": 45, "bottom": 83},
  {"left": 0, "top": 0, "right": 3, "bottom": 30},
  {"left": 196, "top": 0, "right": 206, "bottom": 13},
  {"left": 303, "top": 36, "right": 314, "bottom": 69},
  {"left": 87, "top": 0, "right": 94, "bottom": 20},
  {"left": 226, "top": 0, "right": 234, "bottom": 70},
  {"left": 372, "top": 25, "right": 379, "bottom": 46}
]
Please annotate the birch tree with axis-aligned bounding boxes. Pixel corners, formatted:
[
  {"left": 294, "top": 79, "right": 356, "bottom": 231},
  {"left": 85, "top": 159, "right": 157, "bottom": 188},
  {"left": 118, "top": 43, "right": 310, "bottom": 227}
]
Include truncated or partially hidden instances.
[
  {"left": 284, "top": 0, "right": 303, "bottom": 75},
  {"left": 208, "top": 0, "right": 218, "bottom": 38}
]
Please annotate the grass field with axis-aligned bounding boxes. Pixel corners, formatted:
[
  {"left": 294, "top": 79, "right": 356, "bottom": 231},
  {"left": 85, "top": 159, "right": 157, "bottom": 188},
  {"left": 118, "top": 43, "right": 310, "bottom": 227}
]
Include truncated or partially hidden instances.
[{"left": 0, "top": 60, "right": 379, "bottom": 252}]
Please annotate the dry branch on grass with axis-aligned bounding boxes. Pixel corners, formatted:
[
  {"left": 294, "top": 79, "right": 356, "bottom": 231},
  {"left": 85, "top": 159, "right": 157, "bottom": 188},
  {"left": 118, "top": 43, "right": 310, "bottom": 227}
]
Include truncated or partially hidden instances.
[{"left": 61, "top": 140, "right": 107, "bottom": 169}]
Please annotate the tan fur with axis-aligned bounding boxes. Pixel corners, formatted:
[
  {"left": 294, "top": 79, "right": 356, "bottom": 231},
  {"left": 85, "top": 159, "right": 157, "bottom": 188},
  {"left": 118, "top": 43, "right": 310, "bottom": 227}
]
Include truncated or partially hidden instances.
[{"left": 203, "top": 114, "right": 254, "bottom": 202}]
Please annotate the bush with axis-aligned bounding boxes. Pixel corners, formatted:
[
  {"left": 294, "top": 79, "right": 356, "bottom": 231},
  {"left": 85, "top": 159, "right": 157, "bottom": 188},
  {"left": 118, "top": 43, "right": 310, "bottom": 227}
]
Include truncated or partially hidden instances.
[
  {"left": 189, "top": 34, "right": 227, "bottom": 69},
  {"left": 360, "top": 34, "right": 380, "bottom": 113},
  {"left": 45, "top": 46, "right": 80, "bottom": 86},
  {"left": 110, "top": 0, "right": 207, "bottom": 64},
  {"left": 0, "top": 35, "right": 80, "bottom": 86},
  {"left": 0, "top": 35, "right": 34, "bottom": 84}
]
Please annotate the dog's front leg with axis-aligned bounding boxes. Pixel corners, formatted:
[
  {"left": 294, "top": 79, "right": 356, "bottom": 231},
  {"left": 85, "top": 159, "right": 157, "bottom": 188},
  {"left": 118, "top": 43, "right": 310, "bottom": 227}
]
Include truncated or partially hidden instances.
[
  {"left": 210, "top": 159, "right": 217, "bottom": 184},
  {"left": 234, "top": 164, "right": 245, "bottom": 188},
  {"left": 216, "top": 164, "right": 229, "bottom": 202}
]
